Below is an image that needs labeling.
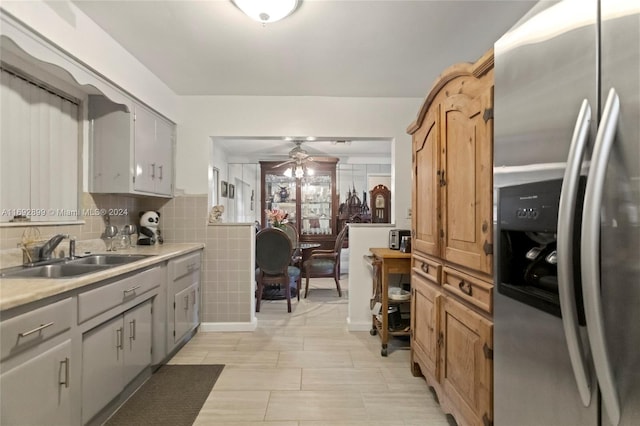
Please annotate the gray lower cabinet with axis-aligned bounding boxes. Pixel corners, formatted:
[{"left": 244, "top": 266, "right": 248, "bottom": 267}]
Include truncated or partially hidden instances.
[
  {"left": 174, "top": 281, "right": 199, "bottom": 345},
  {"left": 0, "top": 339, "right": 72, "bottom": 426},
  {"left": 81, "top": 300, "right": 152, "bottom": 424},
  {"left": 168, "top": 252, "right": 201, "bottom": 352}
]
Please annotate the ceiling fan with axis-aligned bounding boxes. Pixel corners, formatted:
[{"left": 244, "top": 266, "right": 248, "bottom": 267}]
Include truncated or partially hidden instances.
[{"left": 274, "top": 141, "right": 315, "bottom": 168}]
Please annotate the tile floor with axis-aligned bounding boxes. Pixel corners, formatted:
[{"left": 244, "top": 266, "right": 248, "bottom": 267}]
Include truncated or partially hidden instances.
[{"left": 168, "top": 276, "right": 451, "bottom": 426}]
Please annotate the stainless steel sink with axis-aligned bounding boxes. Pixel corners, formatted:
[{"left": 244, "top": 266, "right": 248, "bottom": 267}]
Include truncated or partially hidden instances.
[
  {"left": 0, "top": 263, "right": 111, "bottom": 279},
  {"left": 0, "top": 254, "right": 153, "bottom": 279},
  {"left": 67, "top": 254, "right": 151, "bottom": 266}
]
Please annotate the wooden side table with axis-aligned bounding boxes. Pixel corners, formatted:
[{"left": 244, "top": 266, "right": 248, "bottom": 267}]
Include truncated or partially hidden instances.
[{"left": 368, "top": 247, "right": 412, "bottom": 356}]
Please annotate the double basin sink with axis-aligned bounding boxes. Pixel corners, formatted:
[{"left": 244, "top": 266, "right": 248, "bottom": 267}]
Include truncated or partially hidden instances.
[{"left": 0, "top": 254, "right": 152, "bottom": 279}]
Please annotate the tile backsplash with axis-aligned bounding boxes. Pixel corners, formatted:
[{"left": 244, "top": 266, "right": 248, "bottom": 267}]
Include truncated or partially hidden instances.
[
  {"left": 1, "top": 192, "right": 253, "bottom": 325},
  {"left": 0, "top": 192, "right": 168, "bottom": 251}
]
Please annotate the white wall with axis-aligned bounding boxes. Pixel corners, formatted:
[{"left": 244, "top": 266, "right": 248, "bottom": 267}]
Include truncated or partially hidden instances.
[
  {"left": 0, "top": 0, "right": 178, "bottom": 120},
  {"left": 177, "top": 96, "right": 421, "bottom": 230},
  {"left": 347, "top": 224, "right": 396, "bottom": 331}
]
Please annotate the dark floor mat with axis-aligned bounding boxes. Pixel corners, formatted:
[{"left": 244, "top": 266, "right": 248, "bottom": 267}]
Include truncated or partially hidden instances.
[{"left": 105, "top": 364, "right": 224, "bottom": 426}]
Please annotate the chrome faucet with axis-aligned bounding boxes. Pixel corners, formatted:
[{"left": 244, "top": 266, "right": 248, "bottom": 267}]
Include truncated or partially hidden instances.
[{"left": 39, "top": 234, "right": 70, "bottom": 261}]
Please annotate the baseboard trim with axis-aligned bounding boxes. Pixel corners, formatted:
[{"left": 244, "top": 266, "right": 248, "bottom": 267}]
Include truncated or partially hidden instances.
[
  {"left": 200, "top": 319, "right": 257, "bottom": 332},
  {"left": 347, "top": 318, "right": 372, "bottom": 332}
]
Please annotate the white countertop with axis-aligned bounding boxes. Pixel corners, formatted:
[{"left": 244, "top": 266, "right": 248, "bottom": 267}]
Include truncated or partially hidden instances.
[{"left": 0, "top": 243, "right": 204, "bottom": 312}]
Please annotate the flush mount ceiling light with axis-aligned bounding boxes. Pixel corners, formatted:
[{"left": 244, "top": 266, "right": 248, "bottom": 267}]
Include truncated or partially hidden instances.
[{"left": 232, "top": 0, "right": 299, "bottom": 24}]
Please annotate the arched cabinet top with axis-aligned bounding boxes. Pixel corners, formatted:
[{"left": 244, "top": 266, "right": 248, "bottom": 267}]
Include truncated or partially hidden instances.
[{"left": 407, "top": 49, "right": 494, "bottom": 135}]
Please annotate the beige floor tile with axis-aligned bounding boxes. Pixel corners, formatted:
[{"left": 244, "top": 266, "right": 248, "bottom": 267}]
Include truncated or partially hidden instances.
[
  {"left": 277, "top": 350, "right": 353, "bottom": 368},
  {"left": 202, "top": 351, "right": 280, "bottom": 367},
  {"left": 379, "top": 366, "right": 430, "bottom": 391},
  {"left": 171, "top": 272, "right": 449, "bottom": 426},
  {"left": 198, "top": 423, "right": 298, "bottom": 426},
  {"left": 236, "top": 335, "right": 304, "bottom": 352},
  {"left": 265, "top": 390, "right": 367, "bottom": 421},
  {"left": 349, "top": 349, "right": 410, "bottom": 368},
  {"left": 215, "top": 367, "right": 302, "bottom": 391},
  {"left": 301, "top": 368, "right": 385, "bottom": 391},
  {"left": 300, "top": 422, "right": 405, "bottom": 426},
  {"left": 194, "top": 390, "right": 270, "bottom": 423},
  {"left": 362, "top": 392, "right": 446, "bottom": 421},
  {"left": 167, "top": 349, "right": 208, "bottom": 364}
]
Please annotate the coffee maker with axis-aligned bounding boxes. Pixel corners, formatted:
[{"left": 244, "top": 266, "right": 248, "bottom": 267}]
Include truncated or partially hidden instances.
[{"left": 496, "top": 179, "right": 586, "bottom": 322}]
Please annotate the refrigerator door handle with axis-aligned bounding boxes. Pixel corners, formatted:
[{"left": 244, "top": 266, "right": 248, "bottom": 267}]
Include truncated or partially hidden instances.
[
  {"left": 581, "top": 87, "right": 621, "bottom": 426},
  {"left": 558, "top": 99, "right": 593, "bottom": 407}
]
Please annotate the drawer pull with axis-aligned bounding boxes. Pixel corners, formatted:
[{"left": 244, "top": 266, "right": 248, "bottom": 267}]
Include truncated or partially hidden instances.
[
  {"left": 421, "top": 263, "right": 429, "bottom": 274},
  {"left": 59, "top": 357, "right": 70, "bottom": 388},
  {"left": 19, "top": 321, "right": 54, "bottom": 338},
  {"left": 458, "top": 280, "right": 473, "bottom": 296},
  {"left": 123, "top": 285, "right": 141, "bottom": 295}
]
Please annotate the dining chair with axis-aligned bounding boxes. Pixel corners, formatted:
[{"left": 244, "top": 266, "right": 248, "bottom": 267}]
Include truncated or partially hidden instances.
[
  {"left": 281, "top": 222, "right": 303, "bottom": 299},
  {"left": 255, "top": 228, "right": 301, "bottom": 313},
  {"left": 303, "top": 224, "right": 348, "bottom": 298}
]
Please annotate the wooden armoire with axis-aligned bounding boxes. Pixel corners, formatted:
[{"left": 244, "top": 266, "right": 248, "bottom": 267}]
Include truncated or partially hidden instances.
[{"left": 407, "top": 49, "right": 494, "bottom": 426}]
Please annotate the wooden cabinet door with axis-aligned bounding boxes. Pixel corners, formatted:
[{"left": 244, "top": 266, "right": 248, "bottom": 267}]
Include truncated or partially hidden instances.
[
  {"left": 0, "top": 340, "right": 72, "bottom": 426},
  {"left": 412, "top": 103, "right": 441, "bottom": 257},
  {"left": 123, "top": 300, "right": 152, "bottom": 385},
  {"left": 441, "top": 81, "right": 493, "bottom": 275},
  {"left": 82, "top": 316, "right": 124, "bottom": 424},
  {"left": 411, "top": 273, "right": 441, "bottom": 384},
  {"left": 440, "top": 296, "right": 493, "bottom": 426}
]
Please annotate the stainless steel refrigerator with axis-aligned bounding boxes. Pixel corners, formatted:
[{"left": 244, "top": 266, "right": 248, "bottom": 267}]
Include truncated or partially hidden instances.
[{"left": 493, "top": 0, "right": 640, "bottom": 425}]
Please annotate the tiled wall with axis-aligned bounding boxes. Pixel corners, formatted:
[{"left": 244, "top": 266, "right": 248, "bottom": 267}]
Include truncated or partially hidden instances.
[
  {"left": 0, "top": 192, "right": 167, "bottom": 252},
  {"left": 160, "top": 195, "right": 254, "bottom": 324}
]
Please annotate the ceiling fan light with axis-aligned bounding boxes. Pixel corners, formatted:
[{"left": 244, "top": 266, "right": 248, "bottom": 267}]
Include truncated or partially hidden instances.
[
  {"left": 295, "top": 165, "right": 304, "bottom": 179},
  {"left": 232, "top": 0, "right": 298, "bottom": 24},
  {"left": 306, "top": 168, "right": 314, "bottom": 176},
  {"left": 284, "top": 167, "right": 293, "bottom": 178}
]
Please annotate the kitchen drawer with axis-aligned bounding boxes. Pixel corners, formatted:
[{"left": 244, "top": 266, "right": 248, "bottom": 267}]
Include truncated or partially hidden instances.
[
  {"left": 171, "top": 252, "right": 201, "bottom": 281},
  {"left": 1, "top": 297, "right": 73, "bottom": 361},
  {"left": 412, "top": 255, "right": 442, "bottom": 285},
  {"left": 78, "top": 267, "right": 161, "bottom": 323},
  {"left": 442, "top": 267, "right": 493, "bottom": 314}
]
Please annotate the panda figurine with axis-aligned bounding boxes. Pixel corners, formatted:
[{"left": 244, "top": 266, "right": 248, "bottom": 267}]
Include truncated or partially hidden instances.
[{"left": 138, "top": 211, "right": 164, "bottom": 245}]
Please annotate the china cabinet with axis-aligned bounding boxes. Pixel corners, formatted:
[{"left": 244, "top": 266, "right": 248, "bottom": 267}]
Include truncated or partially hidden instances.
[{"left": 260, "top": 158, "right": 339, "bottom": 249}]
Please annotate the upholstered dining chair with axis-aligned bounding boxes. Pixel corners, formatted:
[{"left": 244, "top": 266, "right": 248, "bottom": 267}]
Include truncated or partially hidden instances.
[
  {"left": 303, "top": 224, "right": 348, "bottom": 298},
  {"left": 281, "top": 222, "right": 303, "bottom": 299},
  {"left": 255, "top": 227, "right": 301, "bottom": 313}
]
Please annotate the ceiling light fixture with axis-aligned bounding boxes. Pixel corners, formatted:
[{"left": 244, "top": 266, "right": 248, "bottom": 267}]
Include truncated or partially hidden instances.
[
  {"left": 232, "top": 0, "right": 299, "bottom": 24},
  {"left": 294, "top": 165, "right": 304, "bottom": 179}
]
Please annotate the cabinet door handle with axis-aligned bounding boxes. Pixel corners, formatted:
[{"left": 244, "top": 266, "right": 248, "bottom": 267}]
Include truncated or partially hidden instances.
[
  {"left": 19, "top": 321, "right": 54, "bottom": 338},
  {"left": 192, "top": 289, "right": 196, "bottom": 306},
  {"left": 116, "top": 327, "right": 124, "bottom": 350},
  {"left": 151, "top": 163, "right": 156, "bottom": 179},
  {"left": 129, "top": 319, "right": 136, "bottom": 341},
  {"left": 458, "top": 280, "right": 473, "bottom": 296},
  {"left": 184, "top": 294, "right": 190, "bottom": 310},
  {"left": 59, "top": 357, "right": 70, "bottom": 388},
  {"left": 123, "top": 285, "right": 141, "bottom": 295},
  {"left": 159, "top": 165, "right": 164, "bottom": 180}
]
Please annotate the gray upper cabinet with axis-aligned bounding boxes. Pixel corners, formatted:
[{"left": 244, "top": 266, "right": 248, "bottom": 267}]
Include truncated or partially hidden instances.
[{"left": 89, "top": 95, "right": 174, "bottom": 197}]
